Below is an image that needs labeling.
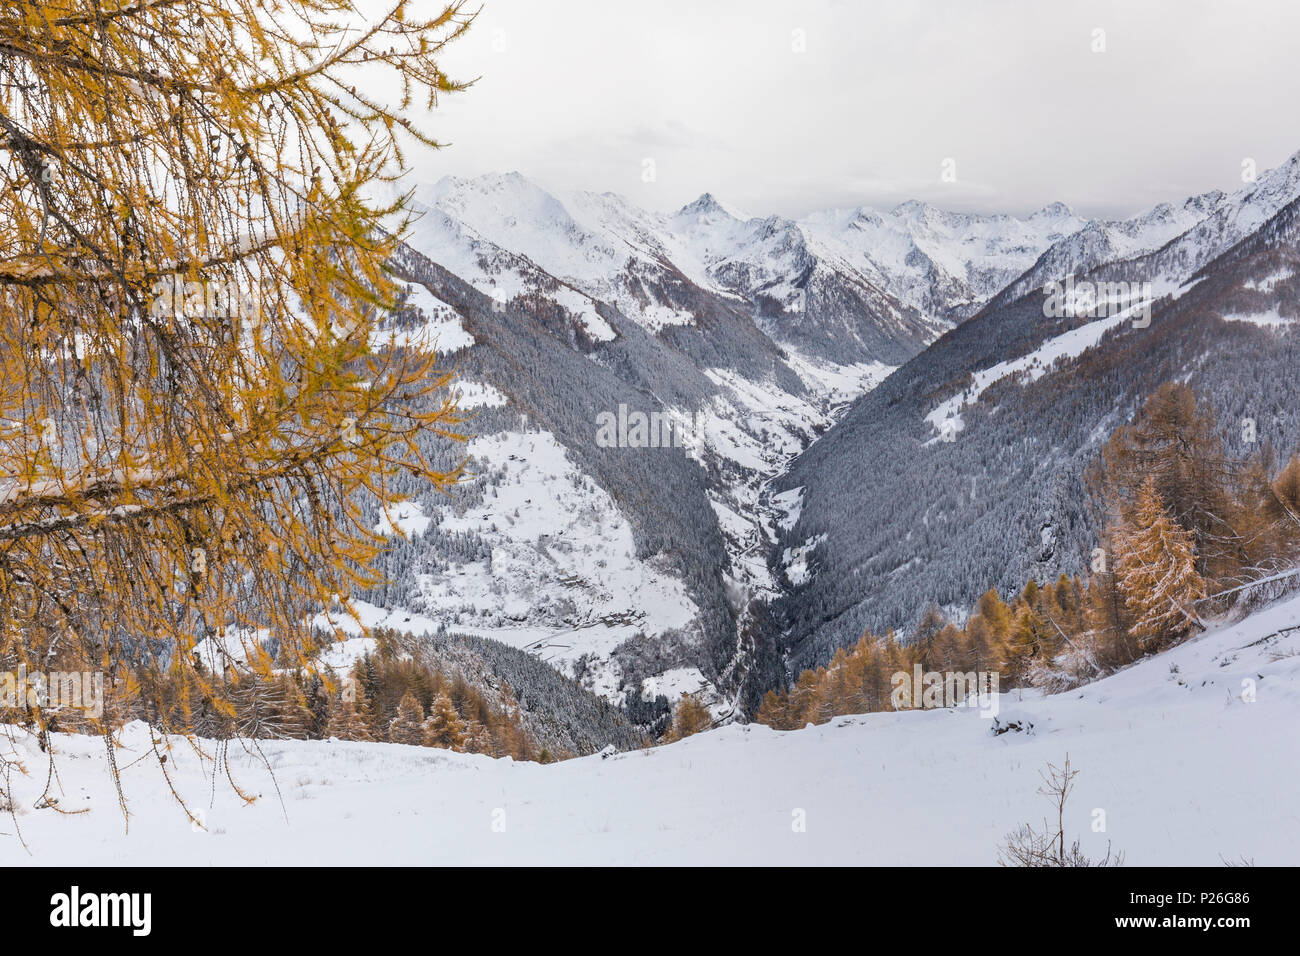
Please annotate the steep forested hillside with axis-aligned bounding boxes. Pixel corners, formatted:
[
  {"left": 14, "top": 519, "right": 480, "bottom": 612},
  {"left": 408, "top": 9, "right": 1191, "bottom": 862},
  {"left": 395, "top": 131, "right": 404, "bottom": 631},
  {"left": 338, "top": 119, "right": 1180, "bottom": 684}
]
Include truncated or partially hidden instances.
[{"left": 775, "top": 189, "right": 1300, "bottom": 669}]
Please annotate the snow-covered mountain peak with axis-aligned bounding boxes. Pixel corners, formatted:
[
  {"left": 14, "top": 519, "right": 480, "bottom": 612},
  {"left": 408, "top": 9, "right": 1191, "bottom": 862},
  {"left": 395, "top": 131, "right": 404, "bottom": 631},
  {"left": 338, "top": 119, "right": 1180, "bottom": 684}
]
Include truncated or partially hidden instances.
[
  {"left": 405, "top": 170, "right": 1121, "bottom": 328},
  {"left": 408, "top": 167, "right": 1288, "bottom": 338},
  {"left": 1187, "top": 187, "right": 1227, "bottom": 212},
  {"left": 1028, "top": 200, "right": 1075, "bottom": 222},
  {"left": 889, "top": 198, "right": 931, "bottom": 218},
  {"left": 420, "top": 171, "right": 578, "bottom": 244},
  {"left": 675, "top": 191, "right": 750, "bottom": 223},
  {"left": 992, "top": 151, "right": 1300, "bottom": 307},
  {"left": 1226, "top": 150, "right": 1300, "bottom": 233},
  {"left": 793, "top": 198, "right": 1089, "bottom": 322}
]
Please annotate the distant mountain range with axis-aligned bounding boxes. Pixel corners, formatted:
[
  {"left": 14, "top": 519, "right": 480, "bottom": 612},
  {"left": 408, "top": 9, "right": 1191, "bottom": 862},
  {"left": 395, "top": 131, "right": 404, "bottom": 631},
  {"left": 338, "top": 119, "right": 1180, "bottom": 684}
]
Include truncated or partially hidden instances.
[
  {"left": 357, "top": 153, "right": 1300, "bottom": 718},
  {"left": 776, "top": 153, "right": 1300, "bottom": 668}
]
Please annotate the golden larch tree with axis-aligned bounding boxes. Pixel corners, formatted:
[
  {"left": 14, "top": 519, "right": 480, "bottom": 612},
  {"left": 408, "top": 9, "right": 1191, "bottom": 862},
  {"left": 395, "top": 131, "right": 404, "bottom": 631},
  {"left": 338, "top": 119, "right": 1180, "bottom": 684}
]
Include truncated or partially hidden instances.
[
  {"left": 664, "top": 692, "right": 712, "bottom": 742},
  {"left": 1114, "top": 477, "right": 1206, "bottom": 647},
  {"left": 0, "top": 2, "right": 472, "bottom": 763}
]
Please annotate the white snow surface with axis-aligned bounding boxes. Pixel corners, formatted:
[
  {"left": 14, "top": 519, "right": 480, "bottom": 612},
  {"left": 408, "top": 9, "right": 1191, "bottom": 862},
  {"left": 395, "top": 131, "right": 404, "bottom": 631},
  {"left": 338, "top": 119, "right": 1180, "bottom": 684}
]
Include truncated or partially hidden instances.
[
  {"left": 349, "top": 337, "right": 891, "bottom": 711},
  {"left": 924, "top": 309, "right": 1138, "bottom": 440},
  {"left": 413, "top": 172, "right": 1098, "bottom": 333},
  {"left": 451, "top": 381, "right": 508, "bottom": 409},
  {"left": 923, "top": 278, "right": 1203, "bottom": 441},
  {"left": 375, "top": 499, "right": 431, "bottom": 537},
  {"left": 406, "top": 428, "right": 696, "bottom": 697},
  {"left": 5, "top": 589, "right": 1300, "bottom": 865},
  {"left": 403, "top": 193, "right": 616, "bottom": 342},
  {"left": 1221, "top": 309, "right": 1295, "bottom": 328},
  {"left": 371, "top": 283, "right": 474, "bottom": 354}
]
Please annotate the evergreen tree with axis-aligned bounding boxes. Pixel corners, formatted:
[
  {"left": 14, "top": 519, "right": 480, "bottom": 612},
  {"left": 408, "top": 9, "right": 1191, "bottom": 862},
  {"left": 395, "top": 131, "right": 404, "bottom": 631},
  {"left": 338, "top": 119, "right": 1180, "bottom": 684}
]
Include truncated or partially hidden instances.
[
  {"left": 1274, "top": 455, "right": 1300, "bottom": 521},
  {"left": 1115, "top": 477, "right": 1207, "bottom": 647},
  {"left": 0, "top": 0, "right": 472, "bottom": 776},
  {"left": 463, "top": 718, "right": 493, "bottom": 754},
  {"left": 1268, "top": 455, "right": 1300, "bottom": 562},
  {"left": 664, "top": 693, "right": 712, "bottom": 742},
  {"left": 1093, "top": 383, "right": 1236, "bottom": 582},
  {"left": 422, "top": 691, "right": 468, "bottom": 750},
  {"left": 1086, "top": 550, "right": 1139, "bottom": 670},
  {"left": 963, "top": 615, "right": 998, "bottom": 683},
  {"left": 933, "top": 623, "right": 964, "bottom": 673},
  {"left": 788, "top": 670, "right": 821, "bottom": 725},
  {"left": 326, "top": 699, "right": 375, "bottom": 741},
  {"left": 756, "top": 690, "right": 793, "bottom": 730},
  {"left": 861, "top": 636, "right": 892, "bottom": 711},
  {"left": 911, "top": 604, "right": 948, "bottom": 671},
  {"left": 975, "top": 588, "right": 1014, "bottom": 664},
  {"left": 388, "top": 691, "right": 425, "bottom": 745}
]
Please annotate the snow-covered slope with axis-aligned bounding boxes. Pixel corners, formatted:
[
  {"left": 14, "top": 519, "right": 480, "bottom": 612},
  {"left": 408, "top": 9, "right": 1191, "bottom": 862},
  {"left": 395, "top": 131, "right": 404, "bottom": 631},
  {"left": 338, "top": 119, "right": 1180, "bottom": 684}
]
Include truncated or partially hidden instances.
[
  {"left": 776, "top": 151, "right": 1300, "bottom": 665},
  {"left": 416, "top": 173, "right": 952, "bottom": 361},
  {"left": 374, "top": 175, "right": 1112, "bottom": 708},
  {"left": 989, "top": 192, "right": 1222, "bottom": 309},
  {"left": 366, "top": 235, "right": 905, "bottom": 719},
  {"left": 372, "top": 154, "right": 1300, "bottom": 719},
  {"left": 800, "top": 200, "right": 1089, "bottom": 323},
  {"left": 996, "top": 155, "right": 1300, "bottom": 309},
  {"left": 6, "top": 589, "right": 1299, "bottom": 865},
  {"left": 414, "top": 169, "right": 1269, "bottom": 355},
  {"left": 402, "top": 198, "right": 616, "bottom": 342}
]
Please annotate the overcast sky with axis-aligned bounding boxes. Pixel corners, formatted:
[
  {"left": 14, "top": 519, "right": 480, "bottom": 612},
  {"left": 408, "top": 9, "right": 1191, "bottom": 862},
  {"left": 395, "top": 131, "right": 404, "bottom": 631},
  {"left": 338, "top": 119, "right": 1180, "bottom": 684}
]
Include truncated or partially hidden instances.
[{"left": 401, "top": 0, "right": 1300, "bottom": 220}]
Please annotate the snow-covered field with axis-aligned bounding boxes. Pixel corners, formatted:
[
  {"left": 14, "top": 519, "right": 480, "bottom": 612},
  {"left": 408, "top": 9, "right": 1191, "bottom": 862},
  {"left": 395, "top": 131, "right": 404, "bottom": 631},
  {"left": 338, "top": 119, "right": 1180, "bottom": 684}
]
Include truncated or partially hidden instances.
[{"left": 4, "top": 590, "right": 1298, "bottom": 866}]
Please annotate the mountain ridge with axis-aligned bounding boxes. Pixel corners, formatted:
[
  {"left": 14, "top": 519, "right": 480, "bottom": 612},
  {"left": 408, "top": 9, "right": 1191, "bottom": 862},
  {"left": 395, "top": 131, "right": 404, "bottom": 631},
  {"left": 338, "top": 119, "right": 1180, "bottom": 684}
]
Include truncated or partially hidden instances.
[
  {"left": 364, "top": 151, "right": 1300, "bottom": 712},
  {"left": 774, "top": 153, "right": 1300, "bottom": 669}
]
